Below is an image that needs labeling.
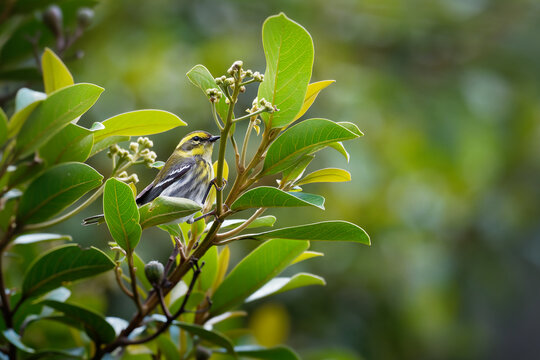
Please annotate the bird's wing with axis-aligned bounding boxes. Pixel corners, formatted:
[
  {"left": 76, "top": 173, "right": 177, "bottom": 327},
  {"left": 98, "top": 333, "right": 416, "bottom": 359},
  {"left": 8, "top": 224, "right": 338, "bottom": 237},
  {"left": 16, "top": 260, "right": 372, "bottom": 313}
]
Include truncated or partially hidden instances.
[{"left": 136, "top": 161, "right": 193, "bottom": 205}]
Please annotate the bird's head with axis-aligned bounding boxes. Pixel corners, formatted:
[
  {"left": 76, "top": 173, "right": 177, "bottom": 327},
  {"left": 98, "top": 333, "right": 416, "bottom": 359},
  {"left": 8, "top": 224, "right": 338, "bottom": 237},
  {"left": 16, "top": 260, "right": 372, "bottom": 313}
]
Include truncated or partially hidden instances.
[{"left": 175, "top": 131, "right": 220, "bottom": 161}]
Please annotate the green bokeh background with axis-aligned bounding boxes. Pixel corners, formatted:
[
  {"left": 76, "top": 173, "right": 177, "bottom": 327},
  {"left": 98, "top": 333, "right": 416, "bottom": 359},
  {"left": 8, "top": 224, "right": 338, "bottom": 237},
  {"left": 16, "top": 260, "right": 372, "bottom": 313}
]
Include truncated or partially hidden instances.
[{"left": 4, "top": 0, "right": 540, "bottom": 359}]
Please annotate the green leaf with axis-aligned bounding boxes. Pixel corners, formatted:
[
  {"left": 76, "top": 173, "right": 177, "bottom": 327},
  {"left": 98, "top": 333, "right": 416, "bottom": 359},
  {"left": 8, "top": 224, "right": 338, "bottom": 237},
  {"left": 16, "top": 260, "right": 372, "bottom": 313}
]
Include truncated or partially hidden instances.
[
  {"left": 199, "top": 245, "right": 218, "bottom": 292},
  {"left": 211, "top": 239, "right": 309, "bottom": 315},
  {"left": 293, "top": 80, "right": 335, "bottom": 121},
  {"left": 133, "top": 252, "right": 152, "bottom": 291},
  {"left": 328, "top": 141, "right": 350, "bottom": 162},
  {"left": 258, "top": 13, "right": 314, "bottom": 128},
  {"left": 237, "top": 221, "right": 370, "bottom": 245},
  {"left": 17, "top": 162, "right": 103, "bottom": 224},
  {"left": 2, "top": 329, "right": 35, "bottom": 353},
  {"left": 138, "top": 196, "right": 201, "bottom": 230},
  {"left": 216, "top": 215, "right": 277, "bottom": 231},
  {"left": 230, "top": 186, "right": 324, "bottom": 211},
  {"left": 281, "top": 155, "right": 314, "bottom": 184},
  {"left": 13, "top": 233, "right": 72, "bottom": 245},
  {"left": 262, "top": 119, "right": 362, "bottom": 175},
  {"left": 7, "top": 97, "right": 43, "bottom": 138},
  {"left": 173, "top": 321, "right": 235, "bottom": 355},
  {"left": 89, "top": 135, "right": 130, "bottom": 157},
  {"left": 6, "top": 160, "right": 46, "bottom": 188},
  {"left": 230, "top": 345, "right": 300, "bottom": 360},
  {"left": 246, "top": 273, "right": 325, "bottom": 302},
  {"left": 155, "top": 335, "right": 180, "bottom": 360},
  {"left": 14, "top": 88, "right": 46, "bottom": 113},
  {"left": 0, "top": 107, "right": 7, "bottom": 146},
  {"left": 103, "top": 178, "right": 142, "bottom": 253},
  {"left": 41, "top": 48, "right": 74, "bottom": 94},
  {"left": 92, "top": 110, "right": 185, "bottom": 143},
  {"left": 15, "top": 83, "right": 104, "bottom": 158},
  {"left": 296, "top": 168, "right": 351, "bottom": 186},
  {"left": 157, "top": 223, "right": 183, "bottom": 238},
  {"left": 186, "top": 65, "right": 228, "bottom": 122},
  {"left": 41, "top": 300, "right": 116, "bottom": 344},
  {"left": 39, "top": 124, "right": 94, "bottom": 165},
  {"left": 22, "top": 244, "right": 114, "bottom": 300},
  {"left": 291, "top": 250, "right": 324, "bottom": 264}
]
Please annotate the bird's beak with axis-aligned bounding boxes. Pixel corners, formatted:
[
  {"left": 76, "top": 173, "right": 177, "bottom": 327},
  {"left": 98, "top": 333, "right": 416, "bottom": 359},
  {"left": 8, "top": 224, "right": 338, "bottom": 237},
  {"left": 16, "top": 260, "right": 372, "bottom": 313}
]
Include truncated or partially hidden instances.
[{"left": 209, "top": 135, "right": 220, "bottom": 143}]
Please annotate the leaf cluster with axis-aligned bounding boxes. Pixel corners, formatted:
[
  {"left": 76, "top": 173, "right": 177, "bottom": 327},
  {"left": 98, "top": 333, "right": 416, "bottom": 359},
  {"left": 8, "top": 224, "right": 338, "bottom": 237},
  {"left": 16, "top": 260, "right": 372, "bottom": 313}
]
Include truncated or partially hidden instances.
[{"left": 0, "top": 12, "right": 369, "bottom": 360}]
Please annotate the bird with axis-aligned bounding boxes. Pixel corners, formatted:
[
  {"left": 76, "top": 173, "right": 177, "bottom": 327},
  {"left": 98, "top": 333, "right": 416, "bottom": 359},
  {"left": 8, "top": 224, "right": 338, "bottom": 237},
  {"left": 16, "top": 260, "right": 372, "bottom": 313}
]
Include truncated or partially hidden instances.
[{"left": 82, "top": 131, "right": 220, "bottom": 226}]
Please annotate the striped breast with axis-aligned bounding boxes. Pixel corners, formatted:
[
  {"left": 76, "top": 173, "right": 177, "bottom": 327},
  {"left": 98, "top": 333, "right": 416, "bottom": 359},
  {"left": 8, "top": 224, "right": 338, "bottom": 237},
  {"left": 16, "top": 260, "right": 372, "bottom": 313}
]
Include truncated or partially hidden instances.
[{"left": 160, "top": 158, "right": 213, "bottom": 206}]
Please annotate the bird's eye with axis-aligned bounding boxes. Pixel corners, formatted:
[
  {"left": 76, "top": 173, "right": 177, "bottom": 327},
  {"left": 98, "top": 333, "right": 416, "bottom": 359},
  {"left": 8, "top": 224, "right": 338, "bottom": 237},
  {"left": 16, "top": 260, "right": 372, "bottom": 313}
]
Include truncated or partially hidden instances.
[{"left": 192, "top": 136, "right": 201, "bottom": 142}]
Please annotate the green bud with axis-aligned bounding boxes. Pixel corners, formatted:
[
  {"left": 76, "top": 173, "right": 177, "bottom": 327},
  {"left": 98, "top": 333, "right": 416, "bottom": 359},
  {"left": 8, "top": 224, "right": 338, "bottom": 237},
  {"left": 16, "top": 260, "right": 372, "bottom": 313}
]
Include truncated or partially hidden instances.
[
  {"left": 145, "top": 260, "right": 164, "bottom": 285},
  {"left": 77, "top": 7, "right": 94, "bottom": 29},
  {"left": 129, "top": 142, "right": 139, "bottom": 153},
  {"left": 195, "top": 346, "right": 212, "bottom": 360}
]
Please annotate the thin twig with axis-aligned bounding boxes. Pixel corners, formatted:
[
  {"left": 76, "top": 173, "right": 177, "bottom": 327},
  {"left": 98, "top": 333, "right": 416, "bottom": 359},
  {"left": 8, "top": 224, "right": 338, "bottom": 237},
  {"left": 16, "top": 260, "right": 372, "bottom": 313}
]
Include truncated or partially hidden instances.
[
  {"left": 216, "top": 207, "right": 265, "bottom": 241},
  {"left": 115, "top": 266, "right": 133, "bottom": 298}
]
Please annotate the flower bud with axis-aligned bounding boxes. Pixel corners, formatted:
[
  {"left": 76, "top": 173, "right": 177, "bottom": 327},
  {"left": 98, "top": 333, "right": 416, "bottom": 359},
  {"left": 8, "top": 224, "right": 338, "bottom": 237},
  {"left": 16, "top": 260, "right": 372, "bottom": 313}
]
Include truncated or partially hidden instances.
[
  {"left": 43, "top": 5, "right": 63, "bottom": 37},
  {"left": 77, "top": 7, "right": 94, "bottom": 29},
  {"left": 227, "top": 60, "right": 243, "bottom": 75},
  {"left": 129, "top": 142, "right": 139, "bottom": 153},
  {"left": 239, "top": 86, "right": 246, "bottom": 93},
  {"left": 145, "top": 260, "right": 164, "bottom": 285}
]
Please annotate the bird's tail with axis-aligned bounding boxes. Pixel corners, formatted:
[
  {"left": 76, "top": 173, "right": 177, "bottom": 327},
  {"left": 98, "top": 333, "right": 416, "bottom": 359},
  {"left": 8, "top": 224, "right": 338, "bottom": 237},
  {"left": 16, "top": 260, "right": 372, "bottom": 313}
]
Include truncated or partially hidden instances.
[{"left": 82, "top": 214, "right": 105, "bottom": 226}]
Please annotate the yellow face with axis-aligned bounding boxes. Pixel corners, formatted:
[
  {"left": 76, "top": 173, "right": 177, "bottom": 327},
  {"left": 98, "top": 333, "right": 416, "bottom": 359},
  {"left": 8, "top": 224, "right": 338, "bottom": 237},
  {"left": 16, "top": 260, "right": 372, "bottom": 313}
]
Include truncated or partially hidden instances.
[{"left": 177, "top": 131, "right": 220, "bottom": 158}]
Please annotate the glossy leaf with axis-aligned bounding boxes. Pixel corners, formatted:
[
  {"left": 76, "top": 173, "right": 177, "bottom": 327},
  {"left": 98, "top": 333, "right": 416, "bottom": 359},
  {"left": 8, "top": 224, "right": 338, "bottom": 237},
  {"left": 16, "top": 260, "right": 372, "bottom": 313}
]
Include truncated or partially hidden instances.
[
  {"left": 156, "top": 335, "right": 180, "bottom": 360},
  {"left": 258, "top": 13, "right": 314, "bottom": 128},
  {"left": 158, "top": 223, "right": 183, "bottom": 238},
  {"left": 173, "top": 321, "right": 235, "bottom": 355},
  {"left": 103, "top": 178, "right": 141, "bottom": 253},
  {"left": 262, "top": 119, "right": 362, "bottom": 175},
  {"left": 3, "top": 329, "right": 35, "bottom": 353},
  {"left": 211, "top": 239, "right": 309, "bottom": 315},
  {"left": 6, "top": 160, "right": 45, "bottom": 188},
  {"left": 199, "top": 245, "right": 218, "bottom": 292},
  {"left": 0, "top": 108, "right": 7, "bottom": 146},
  {"left": 39, "top": 124, "right": 93, "bottom": 165},
  {"left": 138, "top": 196, "right": 201, "bottom": 229},
  {"left": 293, "top": 80, "right": 335, "bottom": 121},
  {"left": 133, "top": 252, "right": 152, "bottom": 291},
  {"left": 186, "top": 65, "right": 228, "bottom": 121},
  {"left": 41, "top": 300, "right": 116, "bottom": 344},
  {"left": 15, "top": 83, "right": 103, "bottom": 158},
  {"left": 90, "top": 135, "right": 130, "bottom": 157},
  {"left": 237, "top": 220, "right": 370, "bottom": 245},
  {"left": 215, "top": 215, "right": 277, "bottom": 231},
  {"left": 14, "top": 88, "right": 46, "bottom": 113},
  {"left": 7, "top": 98, "right": 42, "bottom": 138},
  {"left": 93, "top": 110, "right": 185, "bottom": 143},
  {"left": 231, "top": 186, "right": 324, "bottom": 211},
  {"left": 296, "top": 168, "right": 351, "bottom": 185},
  {"left": 230, "top": 345, "right": 300, "bottom": 360},
  {"left": 17, "top": 162, "right": 103, "bottom": 224},
  {"left": 246, "top": 273, "right": 325, "bottom": 302},
  {"left": 213, "top": 246, "right": 230, "bottom": 292},
  {"left": 13, "top": 233, "right": 72, "bottom": 245},
  {"left": 281, "top": 155, "right": 314, "bottom": 184},
  {"left": 22, "top": 244, "right": 115, "bottom": 300},
  {"left": 41, "top": 48, "right": 74, "bottom": 94},
  {"left": 328, "top": 141, "right": 350, "bottom": 162},
  {"left": 291, "top": 250, "right": 324, "bottom": 265}
]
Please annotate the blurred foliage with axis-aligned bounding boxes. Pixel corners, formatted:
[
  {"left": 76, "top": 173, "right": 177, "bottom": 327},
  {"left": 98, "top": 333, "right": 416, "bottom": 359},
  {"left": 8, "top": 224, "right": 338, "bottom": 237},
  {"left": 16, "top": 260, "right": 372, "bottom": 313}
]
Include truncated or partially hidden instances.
[{"left": 2, "top": 0, "right": 540, "bottom": 359}]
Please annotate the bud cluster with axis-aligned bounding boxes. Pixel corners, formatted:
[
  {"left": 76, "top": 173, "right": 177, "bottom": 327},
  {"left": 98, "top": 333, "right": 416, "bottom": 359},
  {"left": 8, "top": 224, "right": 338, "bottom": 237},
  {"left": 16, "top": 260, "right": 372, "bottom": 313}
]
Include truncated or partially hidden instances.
[
  {"left": 108, "top": 136, "right": 158, "bottom": 169},
  {"left": 205, "top": 88, "right": 223, "bottom": 103}
]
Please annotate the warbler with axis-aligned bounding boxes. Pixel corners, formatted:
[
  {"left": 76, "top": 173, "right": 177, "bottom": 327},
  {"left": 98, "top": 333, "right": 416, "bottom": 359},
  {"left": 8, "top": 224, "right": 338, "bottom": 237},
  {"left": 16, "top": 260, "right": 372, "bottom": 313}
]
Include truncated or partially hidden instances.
[{"left": 82, "top": 131, "right": 220, "bottom": 225}]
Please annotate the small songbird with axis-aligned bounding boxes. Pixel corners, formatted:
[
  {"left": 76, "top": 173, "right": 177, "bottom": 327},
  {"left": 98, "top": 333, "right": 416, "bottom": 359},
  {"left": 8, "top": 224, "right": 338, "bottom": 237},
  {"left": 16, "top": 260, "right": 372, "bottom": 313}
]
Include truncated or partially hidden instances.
[{"left": 82, "top": 131, "right": 220, "bottom": 226}]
